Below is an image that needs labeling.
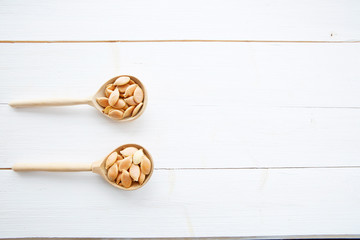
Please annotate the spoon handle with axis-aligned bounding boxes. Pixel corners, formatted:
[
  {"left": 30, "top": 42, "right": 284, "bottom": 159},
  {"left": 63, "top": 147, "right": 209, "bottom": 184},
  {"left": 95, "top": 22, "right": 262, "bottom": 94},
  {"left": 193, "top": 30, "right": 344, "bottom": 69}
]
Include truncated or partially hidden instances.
[
  {"left": 12, "top": 162, "right": 92, "bottom": 172},
  {"left": 9, "top": 98, "right": 92, "bottom": 107}
]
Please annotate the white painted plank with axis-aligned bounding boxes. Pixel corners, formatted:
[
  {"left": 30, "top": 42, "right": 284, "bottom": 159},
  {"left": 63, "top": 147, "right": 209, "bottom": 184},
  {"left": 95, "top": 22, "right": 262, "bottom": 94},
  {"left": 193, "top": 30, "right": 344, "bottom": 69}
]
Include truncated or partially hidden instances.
[
  {"left": 1, "top": 105, "right": 360, "bottom": 168},
  {"left": 0, "top": 43, "right": 360, "bottom": 168},
  {"left": 1, "top": 43, "right": 360, "bottom": 107},
  {"left": 0, "top": 168, "right": 359, "bottom": 238},
  {"left": 0, "top": 0, "right": 359, "bottom": 41}
]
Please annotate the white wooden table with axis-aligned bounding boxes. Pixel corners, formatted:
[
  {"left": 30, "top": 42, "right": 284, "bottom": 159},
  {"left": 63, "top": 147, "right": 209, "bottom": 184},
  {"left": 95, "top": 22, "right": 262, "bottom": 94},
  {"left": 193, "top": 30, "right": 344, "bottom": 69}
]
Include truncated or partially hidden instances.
[{"left": 0, "top": 0, "right": 360, "bottom": 238}]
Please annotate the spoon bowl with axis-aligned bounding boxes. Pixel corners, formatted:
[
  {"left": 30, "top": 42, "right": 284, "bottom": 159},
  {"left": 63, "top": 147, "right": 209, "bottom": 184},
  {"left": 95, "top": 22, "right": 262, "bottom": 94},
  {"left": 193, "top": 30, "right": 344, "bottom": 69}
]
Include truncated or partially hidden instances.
[
  {"left": 92, "top": 143, "right": 154, "bottom": 190},
  {"left": 91, "top": 75, "right": 148, "bottom": 122},
  {"left": 9, "top": 75, "right": 148, "bottom": 122},
  {"left": 12, "top": 144, "right": 154, "bottom": 191}
]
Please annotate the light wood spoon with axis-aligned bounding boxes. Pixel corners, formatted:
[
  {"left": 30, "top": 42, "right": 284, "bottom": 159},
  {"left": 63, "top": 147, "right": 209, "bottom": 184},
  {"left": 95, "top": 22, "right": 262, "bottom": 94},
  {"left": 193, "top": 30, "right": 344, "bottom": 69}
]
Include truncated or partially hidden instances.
[
  {"left": 12, "top": 144, "right": 154, "bottom": 191},
  {"left": 9, "top": 75, "right": 147, "bottom": 122}
]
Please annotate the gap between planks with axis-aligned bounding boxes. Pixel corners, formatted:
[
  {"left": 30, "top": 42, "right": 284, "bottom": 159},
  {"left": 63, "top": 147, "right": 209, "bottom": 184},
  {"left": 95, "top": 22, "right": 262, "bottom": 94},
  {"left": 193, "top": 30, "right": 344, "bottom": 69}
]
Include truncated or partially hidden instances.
[
  {"left": 1, "top": 235, "right": 360, "bottom": 239},
  {"left": 1, "top": 166, "right": 360, "bottom": 171},
  {"left": 2, "top": 103, "right": 360, "bottom": 109},
  {"left": 0, "top": 40, "right": 360, "bottom": 44}
]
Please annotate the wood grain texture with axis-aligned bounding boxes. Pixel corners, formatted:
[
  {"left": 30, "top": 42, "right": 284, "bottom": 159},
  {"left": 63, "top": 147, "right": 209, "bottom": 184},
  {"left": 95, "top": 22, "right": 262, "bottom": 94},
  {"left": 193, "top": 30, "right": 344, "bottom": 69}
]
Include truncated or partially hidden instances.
[
  {"left": 0, "top": 168, "right": 359, "bottom": 238},
  {"left": 1, "top": 105, "right": 360, "bottom": 168},
  {"left": 0, "top": 1, "right": 360, "bottom": 237},
  {"left": 9, "top": 97, "right": 92, "bottom": 107},
  {"left": 12, "top": 162, "right": 92, "bottom": 171},
  {"left": 1, "top": 42, "right": 360, "bottom": 107},
  {"left": 0, "top": 43, "right": 359, "bottom": 169},
  {"left": 0, "top": 0, "right": 359, "bottom": 41}
]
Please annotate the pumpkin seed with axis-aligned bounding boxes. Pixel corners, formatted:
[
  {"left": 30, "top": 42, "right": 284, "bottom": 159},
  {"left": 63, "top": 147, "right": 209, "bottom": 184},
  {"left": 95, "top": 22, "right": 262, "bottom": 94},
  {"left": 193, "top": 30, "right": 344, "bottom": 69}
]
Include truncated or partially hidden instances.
[
  {"left": 121, "top": 170, "right": 132, "bottom": 188},
  {"left": 115, "top": 171, "right": 122, "bottom": 184},
  {"left": 140, "top": 155, "right": 151, "bottom": 175},
  {"left": 124, "top": 84, "right": 138, "bottom": 97},
  {"left": 132, "top": 103, "right": 143, "bottom": 117},
  {"left": 118, "top": 156, "right": 132, "bottom": 170},
  {"left": 105, "top": 84, "right": 115, "bottom": 97},
  {"left": 96, "top": 97, "right": 109, "bottom": 108},
  {"left": 138, "top": 171, "right": 146, "bottom": 185},
  {"left": 118, "top": 83, "right": 130, "bottom": 93},
  {"left": 124, "top": 96, "right": 137, "bottom": 106},
  {"left": 123, "top": 106, "right": 135, "bottom": 118},
  {"left": 120, "top": 147, "right": 138, "bottom": 157},
  {"left": 107, "top": 163, "right": 118, "bottom": 182},
  {"left": 105, "top": 151, "right": 117, "bottom": 169},
  {"left": 108, "top": 109, "right": 124, "bottom": 119},
  {"left": 133, "top": 86, "right": 144, "bottom": 103},
  {"left": 129, "top": 164, "right": 140, "bottom": 181},
  {"left": 133, "top": 149, "right": 144, "bottom": 164},
  {"left": 113, "top": 99, "right": 126, "bottom": 109},
  {"left": 109, "top": 88, "right": 120, "bottom": 106},
  {"left": 114, "top": 76, "right": 130, "bottom": 86}
]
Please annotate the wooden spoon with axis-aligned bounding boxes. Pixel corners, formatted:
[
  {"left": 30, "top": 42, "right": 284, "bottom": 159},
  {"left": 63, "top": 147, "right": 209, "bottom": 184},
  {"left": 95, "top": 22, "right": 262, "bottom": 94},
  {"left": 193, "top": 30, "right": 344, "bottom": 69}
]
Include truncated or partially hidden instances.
[
  {"left": 12, "top": 144, "right": 154, "bottom": 191},
  {"left": 9, "top": 75, "right": 147, "bottom": 122}
]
